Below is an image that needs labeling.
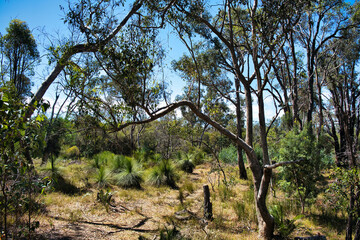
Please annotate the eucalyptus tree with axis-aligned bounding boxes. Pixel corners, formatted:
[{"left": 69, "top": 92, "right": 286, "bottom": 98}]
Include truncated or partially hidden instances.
[
  {"left": 165, "top": 1, "right": 306, "bottom": 238},
  {"left": 1, "top": 19, "right": 39, "bottom": 99},
  {"left": 294, "top": 0, "right": 354, "bottom": 126},
  {"left": 321, "top": 28, "right": 360, "bottom": 239},
  {"left": 24, "top": 0, "right": 148, "bottom": 120},
  {"left": 172, "top": 43, "right": 235, "bottom": 150}
]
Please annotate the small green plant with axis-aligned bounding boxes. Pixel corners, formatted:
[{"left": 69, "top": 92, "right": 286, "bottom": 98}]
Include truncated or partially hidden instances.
[
  {"left": 148, "top": 159, "right": 178, "bottom": 189},
  {"left": 232, "top": 201, "right": 246, "bottom": 221},
  {"left": 159, "top": 225, "right": 184, "bottom": 240},
  {"left": 97, "top": 189, "right": 113, "bottom": 213},
  {"left": 269, "top": 204, "right": 303, "bottom": 238},
  {"left": 115, "top": 157, "right": 143, "bottom": 189}
]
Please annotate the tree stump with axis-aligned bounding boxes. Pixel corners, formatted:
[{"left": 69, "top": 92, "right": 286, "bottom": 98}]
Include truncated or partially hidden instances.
[{"left": 203, "top": 184, "right": 213, "bottom": 220}]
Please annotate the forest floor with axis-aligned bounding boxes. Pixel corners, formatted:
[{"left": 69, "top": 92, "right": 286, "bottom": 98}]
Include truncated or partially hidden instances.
[{"left": 31, "top": 158, "right": 345, "bottom": 240}]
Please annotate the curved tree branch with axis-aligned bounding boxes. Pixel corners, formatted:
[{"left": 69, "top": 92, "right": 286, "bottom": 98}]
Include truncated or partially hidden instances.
[{"left": 24, "top": 0, "right": 144, "bottom": 120}]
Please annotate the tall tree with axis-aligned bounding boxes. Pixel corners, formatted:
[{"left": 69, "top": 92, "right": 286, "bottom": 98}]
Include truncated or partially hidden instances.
[
  {"left": 1, "top": 19, "right": 39, "bottom": 99},
  {"left": 294, "top": 0, "right": 352, "bottom": 126},
  {"left": 323, "top": 28, "right": 360, "bottom": 239}
]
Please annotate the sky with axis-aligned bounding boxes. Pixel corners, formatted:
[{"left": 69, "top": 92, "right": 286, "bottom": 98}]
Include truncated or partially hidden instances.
[
  {"left": 0, "top": 0, "right": 279, "bottom": 121},
  {"left": 0, "top": 0, "right": 188, "bottom": 106}
]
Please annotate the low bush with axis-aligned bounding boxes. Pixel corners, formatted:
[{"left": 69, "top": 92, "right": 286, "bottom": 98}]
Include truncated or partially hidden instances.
[
  {"left": 219, "top": 145, "right": 237, "bottom": 164},
  {"left": 64, "top": 146, "right": 80, "bottom": 159}
]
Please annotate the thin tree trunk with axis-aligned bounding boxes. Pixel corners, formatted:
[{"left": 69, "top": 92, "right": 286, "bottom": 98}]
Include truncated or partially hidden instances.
[{"left": 235, "top": 78, "right": 247, "bottom": 180}]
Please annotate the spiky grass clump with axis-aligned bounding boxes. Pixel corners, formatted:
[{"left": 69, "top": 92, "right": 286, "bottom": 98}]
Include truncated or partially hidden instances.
[
  {"left": 115, "top": 157, "right": 143, "bottom": 189},
  {"left": 180, "top": 159, "right": 195, "bottom": 173},
  {"left": 95, "top": 166, "right": 110, "bottom": 188},
  {"left": 110, "top": 155, "right": 126, "bottom": 172},
  {"left": 148, "top": 159, "right": 178, "bottom": 189}
]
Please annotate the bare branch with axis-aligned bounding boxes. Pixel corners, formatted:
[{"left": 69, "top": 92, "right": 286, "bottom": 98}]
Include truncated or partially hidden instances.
[{"left": 264, "top": 158, "right": 305, "bottom": 169}]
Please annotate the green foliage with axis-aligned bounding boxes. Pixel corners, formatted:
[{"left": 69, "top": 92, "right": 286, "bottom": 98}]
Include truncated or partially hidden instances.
[
  {"left": 110, "top": 154, "right": 126, "bottom": 172},
  {"left": 1, "top": 19, "right": 39, "bottom": 99},
  {"left": 0, "top": 85, "right": 44, "bottom": 237},
  {"left": 231, "top": 201, "right": 246, "bottom": 221},
  {"left": 159, "top": 225, "right": 184, "bottom": 240},
  {"left": 219, "top": 145, "right": 237, "bottom": 164},
  {"left": 192, "top": 148, "right": 206, "bottom": 165},
  {"left": 148, "top": 159, "right": 178, "bottom": 189},
  {"left": 326, "top": 167, "right": 360, "bottom": 220},
  {"left": 64, "top": 146, "right": 80, "bottom": 159},
  {"left": 180, "top": 159, "right": 195, "bottom": 173},
  {"left": 95, "top": 166, "right": 110, "bottom": 188},
  {"left": 269, "top": 204, "right": 303, "bottom": 238},
  {"left": 93, "top": 151, "right": 115, "bottom": 169},
  {"left": 115, "top": 157, "right": 143, "bottom": 189},
  {"left": 275, "top": 125, "right": 324, "bottom": 213}
]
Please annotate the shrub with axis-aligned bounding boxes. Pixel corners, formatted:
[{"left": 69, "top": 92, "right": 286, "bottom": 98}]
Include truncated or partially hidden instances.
[
  {"left": 219, "top": 145, "right": 237, "bottom": 164},
  {"left": 192, "top": 148, "right": 206, "bottom": 165},
  {"left": 115, "top": 157, "right": 143, "bottom": 189},
  {"left": 180, "top": 159, "right": 195, "bottom": 173},
  {"left": 276, "top": 125, "right": 324, "bottom": 213},
  {"left": 148, "top": 159, "right": 178, "bottom": 189},
  {"left": 65, "top": 146, "right": 80, "bottom": 159}
]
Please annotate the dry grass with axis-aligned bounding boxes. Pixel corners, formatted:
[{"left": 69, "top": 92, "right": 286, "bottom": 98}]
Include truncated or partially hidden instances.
[{"left": 32, "top": 158, "right": 346, "bottom": 239}]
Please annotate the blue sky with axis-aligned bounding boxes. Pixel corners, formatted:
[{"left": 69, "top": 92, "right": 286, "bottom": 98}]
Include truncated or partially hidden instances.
[
  {"left": 0, "top": 0, "right": 187, "bottom": 105},
  {"left": 0, "top": 0, "right": 66, "bottom": 33}
]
